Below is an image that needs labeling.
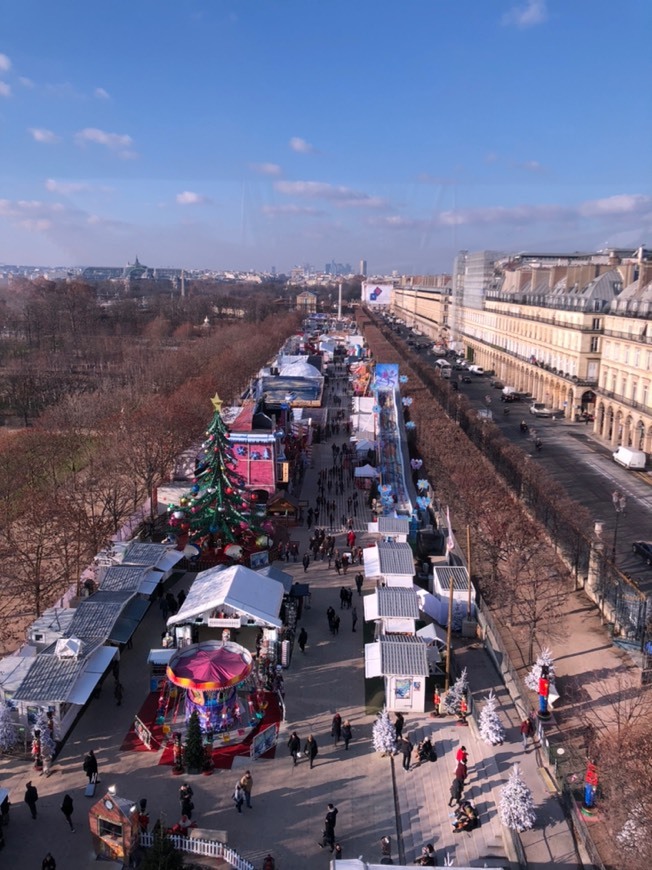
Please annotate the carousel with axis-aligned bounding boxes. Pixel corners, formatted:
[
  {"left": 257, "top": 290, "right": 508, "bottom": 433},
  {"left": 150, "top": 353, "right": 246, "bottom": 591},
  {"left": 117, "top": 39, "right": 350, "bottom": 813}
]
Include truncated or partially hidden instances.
[{"left": 166, "top": 640, "right": 266, "bottom": 738}]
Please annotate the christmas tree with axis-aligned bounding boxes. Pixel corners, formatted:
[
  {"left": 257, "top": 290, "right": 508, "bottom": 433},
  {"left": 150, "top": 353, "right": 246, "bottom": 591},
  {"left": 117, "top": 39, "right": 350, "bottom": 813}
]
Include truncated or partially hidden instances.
[
  {"left": 140, "top": 825, "right": 184, "bottom": 870},
  {"left": 524, "top": 647, "right": 555, "bottom": 691},
  {"left": 168, "top": 394, "right": 259, "bottom": 547},
  {"left": 478, "top": 690, "right": 505, "bottom": 745},
  {"left": 442, "top": 667, "right": 468, "bottom": 717},
  {"left": 372, "top": 706, "right": 396, "bottom": 756},
  {"left": 0, "top": 703, "right": 17, "bottom": 753},
  {"left": 499, "top": 764, "right": 536, "bottom": 831},
  {"left": 33, "top": 710, "right": 56, "bottom": 762},
  {"left": 184, "top": 710, "right": 205, "bottom": 773}
]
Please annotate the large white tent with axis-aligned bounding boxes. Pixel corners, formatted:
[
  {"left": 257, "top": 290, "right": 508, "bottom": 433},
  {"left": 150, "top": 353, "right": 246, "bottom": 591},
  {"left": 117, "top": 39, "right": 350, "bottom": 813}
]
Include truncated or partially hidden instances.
[{"left": 167, "top": 564, "right": 284, "bottom": 629}]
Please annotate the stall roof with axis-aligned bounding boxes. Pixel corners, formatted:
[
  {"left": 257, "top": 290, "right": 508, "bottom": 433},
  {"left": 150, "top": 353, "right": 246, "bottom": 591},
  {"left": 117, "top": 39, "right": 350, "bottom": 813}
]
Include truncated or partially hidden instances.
[
  {"left": 416, "top": 621, "right": 448, "bottom": 648},
  {"left": 377, "top": 517, "right": 410, "bottom": 535},
  {"left": 167, "top": 564, "right": 284, "bottom": 628},
  {"left": 109, "top": 598, "right": 151, "bottom": 645},
  {"left": 363, "top": 588, "right": 420, "bottom": 621},
  {"left": 117, "top": 541, "right": 184, "bottom": 573},
  {"left": 13, "top": 644, "right": 115, "bottom": 704},
  {"left": 255, "top": 565, "right": 293, "bottom": 594},
  {"left": 64, "top": 590, "right": 136, "bottom": 641},
  {"left": 99, "top": 565, "right": 162, "bottom": 596},
  {"left": 366, "top": 635, "right": 429, "bottom": 677},
  {"left": 354, "top": 464, "right": 379, "bottom": 478},
  {"left": 364, "top": 542, "right": 415, "bottom": 578},
  {"left": 0, "top": 654, "right": 36, "bottom": 699},
  {"left": 432, "top": 566, "right": 470, "bottom": 593},
  {"left": 147, "top": 648, "right": 176, "bottom": 666}
]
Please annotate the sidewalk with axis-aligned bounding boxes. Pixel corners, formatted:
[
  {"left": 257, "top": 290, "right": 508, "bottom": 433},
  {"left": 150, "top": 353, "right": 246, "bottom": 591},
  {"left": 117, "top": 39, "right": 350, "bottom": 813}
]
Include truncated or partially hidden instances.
[{"left": 0, "top": 368, "right": 580, "bottom": 869}]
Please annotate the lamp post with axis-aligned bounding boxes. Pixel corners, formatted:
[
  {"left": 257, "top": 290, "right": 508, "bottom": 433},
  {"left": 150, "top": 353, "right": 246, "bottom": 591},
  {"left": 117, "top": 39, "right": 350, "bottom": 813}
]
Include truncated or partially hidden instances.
[{"left": 611, "top": 490, "right": 626, "bottom": 563}]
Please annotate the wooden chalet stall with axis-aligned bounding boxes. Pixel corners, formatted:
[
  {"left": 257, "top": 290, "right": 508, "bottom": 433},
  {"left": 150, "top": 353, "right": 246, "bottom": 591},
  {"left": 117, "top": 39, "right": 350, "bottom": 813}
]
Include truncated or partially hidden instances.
[
  {"left": 364, "top": 635, "right": 429, "bottom": 713},
  {"left": 363, "top": 541, "right": 415, "bottom": 588},
  {"left": 89, "top": 790, "right": 140, "bottom": 864}
]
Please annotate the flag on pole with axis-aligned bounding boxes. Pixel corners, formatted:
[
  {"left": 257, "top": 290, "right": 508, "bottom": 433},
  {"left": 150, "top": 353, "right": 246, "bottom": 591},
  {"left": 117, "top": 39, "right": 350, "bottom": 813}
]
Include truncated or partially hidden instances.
[{"left": 446, "top": 506, "right": 456, "bottom": 553}]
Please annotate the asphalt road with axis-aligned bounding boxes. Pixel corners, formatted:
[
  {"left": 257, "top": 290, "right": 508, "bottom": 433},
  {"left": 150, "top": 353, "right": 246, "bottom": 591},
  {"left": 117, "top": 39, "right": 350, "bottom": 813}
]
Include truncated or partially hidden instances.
[{"left": 384, "top": 319, "right": 652, "bottom": 596}]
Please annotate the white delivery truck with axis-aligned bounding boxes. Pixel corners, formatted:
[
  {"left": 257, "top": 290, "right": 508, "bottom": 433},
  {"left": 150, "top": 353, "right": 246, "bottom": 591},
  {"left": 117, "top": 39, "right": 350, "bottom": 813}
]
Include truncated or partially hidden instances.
[
  {"left": 434, "top": 358, "right": 452, "bottom": 379},
  {"left": 612, "top": 446, "right": 647, "bottom": 470}
]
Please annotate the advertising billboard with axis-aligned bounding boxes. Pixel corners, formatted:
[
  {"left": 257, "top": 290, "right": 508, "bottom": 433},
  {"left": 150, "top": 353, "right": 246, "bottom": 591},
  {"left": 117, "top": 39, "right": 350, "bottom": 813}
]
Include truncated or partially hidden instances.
[{"left": 362, "top": 282, "right": 392, "bottom": 306}]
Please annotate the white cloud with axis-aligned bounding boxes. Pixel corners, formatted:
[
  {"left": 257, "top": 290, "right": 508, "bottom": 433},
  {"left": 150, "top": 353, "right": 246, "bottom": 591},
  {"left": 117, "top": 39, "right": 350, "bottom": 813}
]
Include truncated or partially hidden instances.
[
  {"left": 289, "top": 136, "right": 315, "bottom": 154},
  {"left": 74, "top": 127, "right": 136, "bottom": 158},
  {"left": 250, "top": 162, "right": 282, "bottom": 177},
  {"left": 514, "top": 159, "right": 544, "bottom": 173},
  {"left": 19, "top": 76, "right": 34, "bottom": 88},
  {"left": 176, "top": 191, "right": 209, "bottom": 205},
  {"left": 0, "top": 81, "right": 11, "bottom": 98},
  {"left": 262, "top": 204, "right": 323, "bottom": 217},
  {"left": 502, "top": 0, "right": 548, "bottom": 28},
  {"left": 29, "top": 128, "right": 61, "bottom": 144},
  {"left": 94, "top": 87, "right": 110, "bottom": 100},
  {"left": 45, "top": 179, "right": 92, "bottom": 195},
  {"left": 274, "top": 180, "right": 386, "bottom": 209},
  {"left": 578, "top": 194, "right": 652, "bottom": 218},
  {"left": 0, "top": 54, "right": 10, "bottom": 72}
]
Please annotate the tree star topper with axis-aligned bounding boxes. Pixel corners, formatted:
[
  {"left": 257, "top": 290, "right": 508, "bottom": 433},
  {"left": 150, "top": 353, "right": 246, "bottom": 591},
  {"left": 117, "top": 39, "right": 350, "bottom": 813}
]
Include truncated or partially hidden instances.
[{"left": 211, "top": 393, "right": 223, "bottom": 413}]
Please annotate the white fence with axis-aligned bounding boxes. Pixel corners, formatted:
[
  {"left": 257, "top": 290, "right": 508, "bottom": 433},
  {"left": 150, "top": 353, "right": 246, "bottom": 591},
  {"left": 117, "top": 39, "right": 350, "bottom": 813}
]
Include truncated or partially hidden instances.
[{"left": 139, "top": 831, "right": 254, "bottom": 870}]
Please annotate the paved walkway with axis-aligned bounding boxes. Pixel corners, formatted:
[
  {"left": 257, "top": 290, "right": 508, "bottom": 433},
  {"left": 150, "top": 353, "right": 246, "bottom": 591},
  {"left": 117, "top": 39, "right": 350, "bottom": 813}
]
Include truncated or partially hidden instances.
[{"left": 0, "top": 367, "right": 589, "bottom": 869}]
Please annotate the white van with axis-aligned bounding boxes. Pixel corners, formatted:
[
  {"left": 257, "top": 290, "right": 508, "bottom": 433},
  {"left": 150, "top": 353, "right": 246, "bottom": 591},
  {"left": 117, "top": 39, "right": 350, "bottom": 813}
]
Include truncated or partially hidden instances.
[
  {"left": 434, "top": 358, "right": 451, "bottom": 368},
  {"left": 468, "top": 365, "right": 484, "bottom": 375},
  {"left": 612, "top": 446, "right": 647, "bottom": 470}
]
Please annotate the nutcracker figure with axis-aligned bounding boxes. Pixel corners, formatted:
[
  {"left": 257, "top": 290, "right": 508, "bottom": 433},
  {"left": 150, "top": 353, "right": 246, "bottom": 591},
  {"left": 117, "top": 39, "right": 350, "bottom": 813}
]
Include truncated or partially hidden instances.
[{"left": 538, "top": 665, "right": 551, "bottom": 719}]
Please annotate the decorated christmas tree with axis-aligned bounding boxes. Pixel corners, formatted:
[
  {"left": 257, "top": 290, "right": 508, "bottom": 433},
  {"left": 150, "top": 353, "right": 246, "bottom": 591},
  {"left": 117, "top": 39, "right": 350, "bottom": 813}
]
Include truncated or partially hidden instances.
[
  {"left": 478, "top": 690, "right": 505, "bottom": 745},
  {"left": 140, "top": 825, "right": 184, "bottom": 870},
  {"left": 524, "top": 647, "right": 556, "bottom": 691},
  {"left": 184, "top": 710, "right": 205, "bottom": 773},
  {"left": 499, "top": 764, "right": 536, "bottom": 831},
  {"left": 168, "top": 394, "right": 261, "bottom": 548},
  {"left": 442, "top": 667, "right": 468, "bottom": 717},
  {"left": 372, "top": 706, "right": 396, "bottom": 756},
  {"left": 0, "top": 703, "right": 17, "bottom": 753},
  {"left": 33, "top": 710, "right": 56, "bottom": 762}
]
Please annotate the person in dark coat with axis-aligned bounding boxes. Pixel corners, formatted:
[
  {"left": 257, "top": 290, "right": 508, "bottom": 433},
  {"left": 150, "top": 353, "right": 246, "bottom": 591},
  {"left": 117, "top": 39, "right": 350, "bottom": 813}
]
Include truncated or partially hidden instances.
[
  {"left": 394, "top": 712, "right": 405, "bottom": 740},
  {"left": 355, "top": 572, "right": 363, "bottom": 595},
  {"left": 455, "top": 760, "right": 467, "bottom": 783},
  {"left": 287, "top": 731, "right": 301, "bottom": 766},
  {"left": 352, "top": 606, "right": 358, "bottom": 632},
  {"left": 83, "top": 750, "right": 98, "bottom": 783},
  {"left": 448, "top": 776, "right": 464, "bottom": 807},
  {"left": 24, "top": 781, "right": 39, "bottom": 819},
  {"left": 114, "top": 682, "right": 124, "bottom": 706},
  {"left": 304, "top": 734, "right": 318, "bottom": 769},
  {"left": 331, "top": 713, "right": 342, "bottom": 746},
  {"left": 41, "top": 854, "right": 56, "bottom": 870},
  {"left": 60, "top": 793, "right": 75, "bottom": 831},
  {"left": 298, "top": 627, "right": 308, "bottom": 654},
  {"left": 179, "top": 783, "right": 194, "bottom": 819},
  {"left": 342, "top": 720, "right": 353, "bottom": 750},
  {"left": 400, "top": 736, "right": 413, "bottom": 772},
  {"left": 302, "top": 553, "right": 310, "bottom": 572}
]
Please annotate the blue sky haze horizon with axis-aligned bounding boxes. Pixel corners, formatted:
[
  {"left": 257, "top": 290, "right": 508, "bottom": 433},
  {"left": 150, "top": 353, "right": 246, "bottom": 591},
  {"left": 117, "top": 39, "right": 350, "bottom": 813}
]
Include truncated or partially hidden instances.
[{"left": 0, "top": 0, "right": 651, "bottom": 274}]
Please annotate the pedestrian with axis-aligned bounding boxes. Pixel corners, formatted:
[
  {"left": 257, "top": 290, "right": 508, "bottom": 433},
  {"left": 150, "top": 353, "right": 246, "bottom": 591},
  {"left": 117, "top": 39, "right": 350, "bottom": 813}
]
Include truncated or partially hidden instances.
[
  {"left": 298, "top": 627, "right": 308, "bottom": 653},
  {"left": 432, "top": 687, "right": 441, "bottom": 716},
  {"left": 82, "top": 750, "right": 98, "bottom": 784},
  {"left": 60, "top": 793, "right": 75, "bottom": 832},
  {"left": 319, "top": 820, "right": 335, "bottom": 852},
  {"left": 262, "top": 855, "right": 276, "bottom": 870},
  {"left": 456, "top": 745, "right": 468, "bottom": 765},
  {"left": 326, "top": 802, "right": 338, "bottom": 831},
  {"left": 334, "top": 558, "right": 342, "bottom": 576},
  {"left": 454, "top": 760, "right": 467, "bottom": 783},
  {"left": 239, "top": 770, "right": 253, "bottom": 809},
  {"left": 342, "top": 719, "right": 353, "bottom": 750},
  {"left": 233, "top": 782, "right": 245, "bottom": 813},
  {"left": 179, "top": 783, "right": 194, "bottom": 819},
  {"left": 332, "top": 614, "right": 340, "bottom": 635},
  {"left": 114, "top": 681, "right": 124, "bottom": 706},
  {"left": 352, "top": 606, "right": 358, "bottom": 632},
  {"left": 287, "top": 730, "right": 301, "bottom": 766},
  {"left": 304, "top": 734, "right": 319, "bottom": 769},
  {"left": 24, "top": 781, "right": 39, "bottom": 819},
  {"left": 327, "top": 606, "right": 335, "bottom": 631},
  {"left": 41, "top": 853, "right": 56, "bottom": 870},
  {"left": 339, "top": 587, "right": 348, "bottom": 609},
  {"left": 302, "top": 553, "right": 310, "bottom": 573},
  {"left": 459, "top": 694, "right": 468, "bottom": 723},
  {"left": 520, "top": 717, "right": 534, "bottom": 750},
  {"left": 394, "top": 711, "right": 405, "bottom": 740},
  {"left": 417, "top": 843, "right": 437, "bottom": 866},
  {"left": 334, "top": 843, "right": 343, "bottom": 859},
  {"left": 355, "top": 572, "right": 363, "bottom": 595},
  {"left": 331, "top": 712, "right": 342, "bottom": 746},
  {"left": 448, "top": 776, "right": 464, "bottom": 807},
  {"left": 400, "top": 735, "right": 413, "bottom": 772}
]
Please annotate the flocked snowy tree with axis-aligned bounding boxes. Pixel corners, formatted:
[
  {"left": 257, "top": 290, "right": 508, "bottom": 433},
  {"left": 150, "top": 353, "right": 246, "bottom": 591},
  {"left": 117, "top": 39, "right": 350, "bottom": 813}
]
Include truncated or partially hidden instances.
[
  {"left": 0, "top": 703, "right": 17, "bottom": 753},
  {"left": 499, "top": 764, "right": 536, "bottom": 832},
  {"left": 524, "top": 647, "right": 555, "bottom": 691},
  {"left": 33, "top": 710, "right": 56, "bottom": 760},
  {"left": 443, "top": 667, "right": 468, "bottom": 717},
  {"left": 479, "top": 690, "right": 505, "bottom": 745},
  {"left": 372, "top": 706, "right": 396, "bottom": 756}
]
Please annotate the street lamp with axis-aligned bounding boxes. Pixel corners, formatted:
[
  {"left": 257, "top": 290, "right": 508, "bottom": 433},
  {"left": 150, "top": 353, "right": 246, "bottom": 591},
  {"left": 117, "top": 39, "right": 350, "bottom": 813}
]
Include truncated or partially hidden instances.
[{"left": 611, "top": 490, "right": 627, "bottom": 562}]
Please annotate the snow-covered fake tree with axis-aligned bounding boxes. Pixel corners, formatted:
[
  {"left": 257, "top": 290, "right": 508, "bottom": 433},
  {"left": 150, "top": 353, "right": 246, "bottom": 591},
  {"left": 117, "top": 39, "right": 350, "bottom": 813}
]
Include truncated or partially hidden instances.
[
  {"left": 33, "top": 709, "right": 56, "bottom": 761},
  {"left": 524, "top": 647, "right": 555, "bottom": 691},
  {"left": 499, "top": 764, "right": 536, "bottom": 831},
  {"left": 479, "top": 690, "right": 505, "bottom": 745},
  {"left": 0, "top": 703, "right": 17, "bottom": 753},
  {"left": 372, "top": 706, "right": 396, "bottom": 756},
  {"left": 442, "top": 667, "right": 468, "bottom": 717}
]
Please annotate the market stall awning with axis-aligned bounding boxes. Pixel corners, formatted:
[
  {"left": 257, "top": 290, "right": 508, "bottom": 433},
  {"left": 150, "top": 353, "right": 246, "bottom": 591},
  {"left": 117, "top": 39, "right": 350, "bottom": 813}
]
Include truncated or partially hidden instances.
[{"left": 354, "top": 464, "right": 379, "bottom": 478}]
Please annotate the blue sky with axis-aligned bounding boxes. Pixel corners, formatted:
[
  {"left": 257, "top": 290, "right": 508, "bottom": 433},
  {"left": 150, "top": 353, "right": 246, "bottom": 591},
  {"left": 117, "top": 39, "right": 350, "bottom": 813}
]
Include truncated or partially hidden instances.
[{"left": 1, "top": 0, "right": 650, "bottom": 274}]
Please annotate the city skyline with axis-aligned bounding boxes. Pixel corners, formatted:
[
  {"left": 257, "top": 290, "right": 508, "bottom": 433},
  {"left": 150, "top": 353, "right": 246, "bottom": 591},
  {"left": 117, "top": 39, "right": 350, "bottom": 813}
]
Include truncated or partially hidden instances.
[{"left": 1, "top": 0, "right": 650, "bottom": 273}]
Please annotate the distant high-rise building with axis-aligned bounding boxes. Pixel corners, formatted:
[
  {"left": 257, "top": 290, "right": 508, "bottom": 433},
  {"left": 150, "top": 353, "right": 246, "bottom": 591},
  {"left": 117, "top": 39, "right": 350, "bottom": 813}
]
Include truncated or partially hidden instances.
[{"left": 359, "top": 259, "right": 367, "bottom": 277}]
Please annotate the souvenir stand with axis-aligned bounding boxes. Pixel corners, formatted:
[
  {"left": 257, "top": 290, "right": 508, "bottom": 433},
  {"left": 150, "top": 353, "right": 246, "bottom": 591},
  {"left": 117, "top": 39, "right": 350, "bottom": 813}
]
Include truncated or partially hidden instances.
[{"left": 89, "top": 790, "right": 140, "bottom": 864}]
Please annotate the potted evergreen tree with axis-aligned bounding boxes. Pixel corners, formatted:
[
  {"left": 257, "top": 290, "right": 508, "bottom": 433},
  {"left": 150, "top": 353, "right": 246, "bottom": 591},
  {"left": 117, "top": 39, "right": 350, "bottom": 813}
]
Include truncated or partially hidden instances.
[{"left": 183, "top": 711, "right": 204, "bottom": 775}]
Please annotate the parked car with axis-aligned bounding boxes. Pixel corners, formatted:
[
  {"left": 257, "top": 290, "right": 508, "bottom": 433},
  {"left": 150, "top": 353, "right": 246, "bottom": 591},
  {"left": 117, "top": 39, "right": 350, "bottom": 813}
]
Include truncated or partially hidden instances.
[
  {"left": 632, "top": 541, "right": 652, "bottom": 566},
  {"left": 490, "top": 380, "right": 504, "bottom": 389},
  {"left": 529, "top": 402, "right": 554, "bottom": 417}
]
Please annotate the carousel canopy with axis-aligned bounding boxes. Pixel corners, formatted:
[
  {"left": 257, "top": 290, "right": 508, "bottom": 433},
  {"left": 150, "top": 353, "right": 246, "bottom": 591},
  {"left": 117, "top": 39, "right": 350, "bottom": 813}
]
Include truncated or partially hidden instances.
[
  {"left": 167, "top": 640, "right": 253, "bottom": 690},
  {"left": 167, "top": 564, "right": 284, "bottom": 628}
]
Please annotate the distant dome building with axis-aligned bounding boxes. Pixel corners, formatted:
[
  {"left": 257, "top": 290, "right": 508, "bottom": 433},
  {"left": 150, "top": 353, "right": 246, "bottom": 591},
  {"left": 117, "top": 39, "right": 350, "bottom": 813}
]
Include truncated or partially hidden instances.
[
  {"left": 279, "top": 360, "right": 322, "bottom": 379},
  {"left": 121, "top": 256, "right": 152, "bottom": 282}
]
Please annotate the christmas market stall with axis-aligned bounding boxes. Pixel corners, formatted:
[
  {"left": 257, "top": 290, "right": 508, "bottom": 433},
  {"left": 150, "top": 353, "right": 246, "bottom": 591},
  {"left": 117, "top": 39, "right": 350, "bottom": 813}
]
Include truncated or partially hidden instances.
[
  {"left": 364, "top": 635, "right": 429, "bottom": 713},
  {"left": 89, "top": 789, "right": 140, "bottom": 864}
]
